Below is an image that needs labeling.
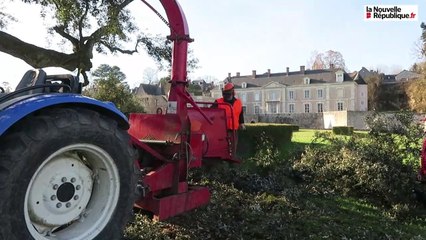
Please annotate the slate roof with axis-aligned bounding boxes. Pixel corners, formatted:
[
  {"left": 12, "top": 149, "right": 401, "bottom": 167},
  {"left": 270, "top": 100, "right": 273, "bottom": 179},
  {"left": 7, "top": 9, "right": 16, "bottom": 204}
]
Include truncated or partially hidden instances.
[
  {"left": 395, "top": 70, "right": 421, "bottom": 81},
  {"left": 358, "top": 67, "right": 379, "bottom": 80},
  {"left": 352, "top": 71, "right": 367, "bottom": 84},
  {"left": 223, "top": 68, "right": 364, "bottom": 89},
  {"left": 134, "top": 83, "right": 164, "bottom": 96}
]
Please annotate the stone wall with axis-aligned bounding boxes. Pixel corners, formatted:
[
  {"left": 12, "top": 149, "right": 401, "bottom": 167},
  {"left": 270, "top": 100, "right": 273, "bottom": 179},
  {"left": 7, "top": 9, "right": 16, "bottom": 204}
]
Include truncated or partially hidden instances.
[
  {"left": 246, "top": 111, "right": 369, "bottom": 130},
  {"left": 347, "top": 111, "right": 370, "bottom": 130},
  {"left": 246, "top": 111, "right": 425, "bottom": 130},
  {"left": 323, "top": 111, "right": 370, "bottom": 130}
]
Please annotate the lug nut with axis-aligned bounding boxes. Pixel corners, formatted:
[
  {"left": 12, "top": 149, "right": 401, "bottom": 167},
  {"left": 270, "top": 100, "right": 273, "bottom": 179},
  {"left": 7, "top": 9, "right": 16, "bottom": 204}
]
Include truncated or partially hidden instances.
[
  {"left": 51, "top": 195, "right": 57, "bottom": 201},
  {"left": 56, "top": 203, "right": 62, "bottom": 208},
  {"left": 74, "top": 195, "right": 79, "bottom": 200},
  {"left": 76, "top": 185, "right": 81, "bottom": 190},
  {"left": 53, "top": 184, "right": 58, "bottom": 190},
  {"left": 61, "top": 177, "right": 67, "bottom": 182},
  {"left": 71, "top": 177, "right": 76, "bottom": 183},
  {"left": 66, "top": 203, "right": 71, "bottom": 208}
]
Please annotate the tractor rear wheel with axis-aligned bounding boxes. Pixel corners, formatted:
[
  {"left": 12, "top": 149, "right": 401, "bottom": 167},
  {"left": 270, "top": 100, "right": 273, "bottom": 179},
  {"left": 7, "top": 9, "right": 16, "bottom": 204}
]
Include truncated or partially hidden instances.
[{"left": 0, "top": 107, "right": 137, "bottom": 240}]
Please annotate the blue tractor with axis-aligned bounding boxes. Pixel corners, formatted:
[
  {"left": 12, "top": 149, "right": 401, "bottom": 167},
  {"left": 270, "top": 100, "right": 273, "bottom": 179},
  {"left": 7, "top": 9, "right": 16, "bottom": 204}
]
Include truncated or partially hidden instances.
[{"left": 0, "top": 69, "right": 137, "bottom": 239}]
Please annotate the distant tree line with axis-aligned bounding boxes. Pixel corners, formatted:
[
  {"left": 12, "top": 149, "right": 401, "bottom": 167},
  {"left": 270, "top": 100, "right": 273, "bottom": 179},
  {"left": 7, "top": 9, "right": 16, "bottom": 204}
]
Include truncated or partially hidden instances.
[{"left": 83, "top": 64, "right": 145, "bottom": 114}]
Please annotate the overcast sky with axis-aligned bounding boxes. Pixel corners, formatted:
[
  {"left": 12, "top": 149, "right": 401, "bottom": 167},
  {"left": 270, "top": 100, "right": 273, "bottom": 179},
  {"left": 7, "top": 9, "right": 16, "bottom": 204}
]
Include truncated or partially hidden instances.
[{"left": 0, "top": 0, "right": 425, "bottom": 89}]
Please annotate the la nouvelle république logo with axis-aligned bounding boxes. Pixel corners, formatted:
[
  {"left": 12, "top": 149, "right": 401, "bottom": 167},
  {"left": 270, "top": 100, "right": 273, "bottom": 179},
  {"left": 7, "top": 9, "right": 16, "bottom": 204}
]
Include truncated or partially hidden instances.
[{"left": 365, "top": 5, "right": 418, "bottom": 21}]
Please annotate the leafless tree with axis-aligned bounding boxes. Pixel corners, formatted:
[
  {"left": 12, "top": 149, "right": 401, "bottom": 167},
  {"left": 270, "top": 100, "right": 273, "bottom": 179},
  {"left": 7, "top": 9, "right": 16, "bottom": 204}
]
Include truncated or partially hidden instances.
[
  {"left": 142, "top": 67, "right": 158, "bottom": 84},
  {"left": 308, "top": 50, "right": 345, "bottom": 70}
]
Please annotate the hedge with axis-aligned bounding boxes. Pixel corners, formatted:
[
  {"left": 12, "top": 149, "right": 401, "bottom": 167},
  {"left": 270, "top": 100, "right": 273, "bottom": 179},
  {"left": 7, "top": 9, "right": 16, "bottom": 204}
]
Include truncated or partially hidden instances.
[
  {"left": 332, "top": 126, "right": 354, "bottom": 135},
  {"left": 237, "top": 124, "right": 294, "bottom": 159}
]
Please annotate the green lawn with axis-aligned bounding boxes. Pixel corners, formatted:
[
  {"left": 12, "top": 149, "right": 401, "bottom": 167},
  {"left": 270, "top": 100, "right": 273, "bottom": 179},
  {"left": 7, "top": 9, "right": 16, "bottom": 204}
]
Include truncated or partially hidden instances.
[
  {"left": 292, "top": 129, "right": 323, "bottom": 143},
  {"left": 291, "top": 129, "right": 369, "bottom": 144}
]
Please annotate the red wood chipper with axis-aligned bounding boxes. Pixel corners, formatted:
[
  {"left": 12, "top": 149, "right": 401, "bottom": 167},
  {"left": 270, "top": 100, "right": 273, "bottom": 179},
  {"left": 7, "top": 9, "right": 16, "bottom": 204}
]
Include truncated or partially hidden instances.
[{"left": 129, "top": 0, "right": 240, "bottom": 221}]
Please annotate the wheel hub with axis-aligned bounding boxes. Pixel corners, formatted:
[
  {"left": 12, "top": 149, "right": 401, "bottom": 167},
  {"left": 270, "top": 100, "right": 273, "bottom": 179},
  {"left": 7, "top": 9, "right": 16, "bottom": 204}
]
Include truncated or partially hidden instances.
[
  {"left": 24, "top": 143, "right": 121, "bottom": 240},
  {"left": 27, "top": 154, "right": 93, "bottom": 227},
  {"left": 57, "top": 182, "right": 75, "bottom": 202}
]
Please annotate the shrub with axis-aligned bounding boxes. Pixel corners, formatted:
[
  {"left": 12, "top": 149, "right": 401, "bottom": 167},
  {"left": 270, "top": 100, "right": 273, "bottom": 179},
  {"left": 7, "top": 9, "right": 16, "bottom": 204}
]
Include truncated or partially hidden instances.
[
  {"left": 292, "top": 130, "right": 418, "bottom": 207},
  {"left": 366, "top": 110, "right": 424, "bottom": 166},
  {"left": 332, "top": 126, "right": 354, "bottom": 135}
]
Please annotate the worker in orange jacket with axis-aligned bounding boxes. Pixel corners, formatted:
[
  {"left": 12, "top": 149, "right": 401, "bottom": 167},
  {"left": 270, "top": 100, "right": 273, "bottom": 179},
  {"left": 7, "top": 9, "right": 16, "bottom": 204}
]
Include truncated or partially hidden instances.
[
  {"left": 213, "top": 82, "right": 245, "bottom": 159},
  {"left": 214, "top": 83, "right": 245, "bottom": 131}
]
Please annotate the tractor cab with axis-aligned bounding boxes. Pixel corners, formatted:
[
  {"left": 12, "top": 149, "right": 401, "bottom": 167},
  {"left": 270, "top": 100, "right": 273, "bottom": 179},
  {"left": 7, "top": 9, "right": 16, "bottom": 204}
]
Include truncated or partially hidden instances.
[
  {"left": 1, "top": 69, "right": 81, "bottom": 102},
  {"left": 15, "top": 69, "right": 81, "bottom": 94}
]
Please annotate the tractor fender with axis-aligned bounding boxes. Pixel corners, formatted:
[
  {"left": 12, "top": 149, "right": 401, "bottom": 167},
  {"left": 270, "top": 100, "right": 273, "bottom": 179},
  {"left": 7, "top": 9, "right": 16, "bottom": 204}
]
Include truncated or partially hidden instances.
[{"left": 0, "top": 93, "right": 129, "bottom": 136}]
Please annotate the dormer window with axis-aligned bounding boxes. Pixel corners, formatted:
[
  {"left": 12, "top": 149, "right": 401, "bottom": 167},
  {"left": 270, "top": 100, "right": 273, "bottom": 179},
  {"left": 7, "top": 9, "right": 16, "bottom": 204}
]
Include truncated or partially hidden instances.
[
  {"left": 304, "top": 77, "right": 310, "bottom": 85},
  {"left": 335, "top": 70, "right": 344, "bottom": 83},
  {"left": 242, "top": 82, "right": 247, "bottom": 88}
]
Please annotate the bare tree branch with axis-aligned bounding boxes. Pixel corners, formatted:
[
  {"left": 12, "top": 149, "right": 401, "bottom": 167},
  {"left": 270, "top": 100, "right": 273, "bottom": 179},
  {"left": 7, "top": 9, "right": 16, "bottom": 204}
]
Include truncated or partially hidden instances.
[
  {"left": 53, "top": 26, "right": 79, "bottom": 47},
  {"left": 99, "top": 40, "right": 139, "bottom": 54},
  {"left": 0, "top": 31, "right": 79, "bottom": 71}
]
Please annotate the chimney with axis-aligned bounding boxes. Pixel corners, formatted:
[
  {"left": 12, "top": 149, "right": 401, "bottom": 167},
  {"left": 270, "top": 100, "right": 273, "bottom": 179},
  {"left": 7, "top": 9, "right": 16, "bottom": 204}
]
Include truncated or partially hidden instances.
[
  {"left": 252, "top": 70, "right": 256, "bottom": 79},
  {"left": 236, "top": 72, "right": 240, "bottom": 77},
  {"left": 227, "top": 72, "right": 231, "bottom": 81},
  {"left": 330, "top": 63, "right": 335, "bottom": 69},
  {"left": 286, "top": 67, "right": 289, "bottom": 76},
  {"left": 267, "top": 69, "right": 271, "bottom": 77},
  {"left": 300, "top": 65, "right": 305, "bottom": 75}
]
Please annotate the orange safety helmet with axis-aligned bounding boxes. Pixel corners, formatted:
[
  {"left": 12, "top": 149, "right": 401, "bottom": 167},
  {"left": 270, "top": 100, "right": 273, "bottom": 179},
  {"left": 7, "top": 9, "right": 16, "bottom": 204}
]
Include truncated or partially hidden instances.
[{"left": 223, "top": 83, "right": 235, "bottom": 92}]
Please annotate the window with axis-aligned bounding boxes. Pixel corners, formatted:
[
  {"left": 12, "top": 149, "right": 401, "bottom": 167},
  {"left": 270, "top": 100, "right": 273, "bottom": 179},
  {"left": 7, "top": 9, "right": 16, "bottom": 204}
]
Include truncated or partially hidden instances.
[
  {"left": 255, "top": 92, "right": 260, "bottom": 101},
  {"left": 317, "top": 89, "right": 323, "bottom": 98},
  {"left": 254, "top": 105, "right": 260, "bottom": 114},
  {"left": 304, "top": 104, "right": 310, "bottom": 113},
  {"left": 304, "top": 77, "right": 310, "bottom": 84},
  {"left": 317, "top": 103, "right": 323, "bottom": 113},
  {"left": 242, "top": 82, "right": 247, "bottom": 88},
  {"left": 241, "top": 93, "right": 247, "bottom": 103},
  {"left": 289, "top": 104, "right": 295, "bottom": 113},
  {"left": 269, "top": 91, "right": 277, "bottom": 101},
  {"left": 289, "top": 90, "right": 294, "bottom": 100},
  {"left": 304, "top": 90, "right": 310, "bottom": 99},
  {"left": 337, "top": 102, "right": 344, "bottom": 111},
  {"left": 242, "top": 106, "right": 247, "bottom": 114},
  {"left": 336, "top": 71, "right": 344, "bottom": 83}
]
